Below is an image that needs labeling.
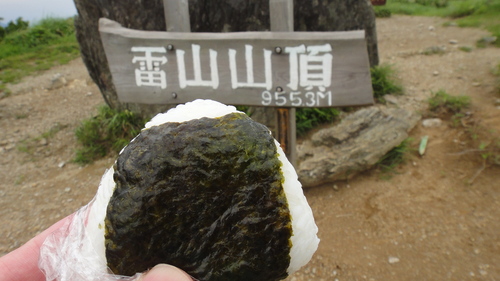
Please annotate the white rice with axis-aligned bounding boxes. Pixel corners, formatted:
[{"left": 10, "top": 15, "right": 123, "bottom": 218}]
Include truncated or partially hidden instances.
[{"left": 86, "top": 99, "right": 319, "bottom": 276}]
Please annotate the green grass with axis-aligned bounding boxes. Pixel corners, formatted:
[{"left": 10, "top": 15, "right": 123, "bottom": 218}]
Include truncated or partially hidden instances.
[
  {"left": 376, "top": 138, "right": 414, "bottom": 174},
  {"left": 371, "top": 64, "right": 404, "bottom": 102},
  {"left": 428, "top": 89, "right": 471, "bottom": 113},
  {"left": 375, "top": 0, "right": 500, "bottom": 47},
  {"left": 494, "top": 62, "right": 500, "bottom": 94},
  {"left": 16, "top": 123, "right": 67, "bottom": 156},
  {"left": 74, "top": 106, "right": 146, "bottom": 164},
  {"left": 0, "top": 17, "right": 80, "bottom": 93},
  {"left": 296, "top": 108, "right": 341, "bottom": 136}
]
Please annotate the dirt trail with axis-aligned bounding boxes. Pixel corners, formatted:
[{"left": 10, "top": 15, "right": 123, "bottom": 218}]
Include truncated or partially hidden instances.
[{"left": 1, "top": 15, "right": 499, "bottom": 280}]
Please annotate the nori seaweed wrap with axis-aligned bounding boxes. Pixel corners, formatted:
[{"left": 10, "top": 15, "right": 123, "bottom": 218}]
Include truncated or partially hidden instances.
[{"left": 39, "top": 99, "right": 319, "bottom": 281}]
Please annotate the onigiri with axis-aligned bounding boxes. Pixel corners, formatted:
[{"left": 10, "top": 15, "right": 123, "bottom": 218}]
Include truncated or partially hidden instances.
[{"left": 41, "top": 99, "right": 319, "bottom": 281}]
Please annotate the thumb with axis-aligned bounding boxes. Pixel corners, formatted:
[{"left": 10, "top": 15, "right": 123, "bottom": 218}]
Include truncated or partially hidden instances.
[{"left": 141, "top": 264, "right": 193, "bottom": 281}]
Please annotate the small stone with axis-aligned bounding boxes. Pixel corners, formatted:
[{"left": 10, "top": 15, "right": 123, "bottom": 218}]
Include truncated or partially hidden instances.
[
  {"left": 64, "top": 187, "right": 71, "bottom": 192},
  {"left": 494, "top": 99, "right": 500, "bottom": 106},
  {"left": 473, "top": 248, "right": 480, "bottom": 254},
  {"left": 449, "top": 39, "right": 458, "bottom": 44},
  {"left": 86, "top": 92, "right": 93, "bottom": 96},
  {"left": 433, "top": 71, "right": 440, "bottom": 76},
  {"left": 384, "top": 94, "right": 399, "bottom": 105},
  {"left": 5, "top": 144, "right": 15, "bottom": 151},
  {"left": 388, "top": 256, "right": 400, "bottom": 264},
  {"left": 481, "top": 36, "right": 497, "bottom": 44},
  {"left": 422, "top": 118, "right": 442, "bottom": 128},
  {"left": 39, "top": 138, "right": 48, "bottom": 146},
  {"left": 472, "top": 82, "right": 481, "bottom": 87},
  {"left": 428, "top": 25, "right": 435, "bottom": 31},
  {"left": 49, "top": 73, "right": 67, "bottom": 90},
  {"left": 58, "top": 162, "right": 66, "bottom": 168}
]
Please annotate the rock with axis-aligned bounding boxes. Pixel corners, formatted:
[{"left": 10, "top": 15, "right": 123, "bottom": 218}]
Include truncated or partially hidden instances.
[
  {"left": 494, "top": 99, "right": 500, "bottom": 106},
  {"left": 49, "top": 73, "right": 67, "bottom": 90},
  {"left": 449, "top": 39, "right": 458, "bottom": 44},
  {"left": 423, "top": 46, "right": 446, "bottom": 55},
  {"left": 58, "top": 162, "right": 66, "bottom": 168},
  {"left": 383, "top": 94, "right": 399, "bottom": 105},
  {"left": 422, "top": 118, "right": 442, "bottom": 128},
  {"left": 481, "top": 36, "right": 497, "bottom": 44},
  {"left": 428, "top": 25, "right": 435, "bottom": 31},
  {"left": 297, "top": 106, "right": 420, "bottom": 187},
  {"left": 388, "top": 256, "right": 400, "bottom": 264},
  {"left": 4, "top": 144, "right": 15, "bottom": 151},
  {"left": 433, "top": 71, "right": 440, "bottom": 76},
  {"left": 39, "top": 138, "right": 48, "bottom": 146}
]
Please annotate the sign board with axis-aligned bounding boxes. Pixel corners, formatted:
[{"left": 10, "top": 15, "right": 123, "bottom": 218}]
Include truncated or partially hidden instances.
[{"left": 99, "top": 18, "right": 374, "bottom": 108}]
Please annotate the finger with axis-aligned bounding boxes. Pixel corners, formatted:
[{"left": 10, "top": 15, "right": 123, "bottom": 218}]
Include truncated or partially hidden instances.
[
  {"left": 0, "top": 214, "right": 74, "bottom": 281},
  {"left": 141, "top": 264, "right": 193, "bottom": 281}
]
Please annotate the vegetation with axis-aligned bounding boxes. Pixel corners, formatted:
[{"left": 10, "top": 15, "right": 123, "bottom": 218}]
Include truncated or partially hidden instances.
[
  {"left": 370, "top": 64, "right": 404, "bottom": 102},
  {"left": 426, "top": 90, "right": 499, "bottom": 177},
  {"left": 74, "top": 106, "right": 146, "bottom": 164},
  {"left": 374, "top": 0, "right": 500, "bottom": 47},
  {"left": 376, "top": 138, "right": 414, "bottom": 174},
  {"left": 427, "top": 89, "right": 471, "bottom": 114},
  {"left": 296, "top": 108, "right": 341, "bottom": 136},
  {"left": 374, "top": 7, "right": 392, "bottom": 17},
  {"left": 0, "top": 17, "right": 80, "bottom": 94},
  {"left": 16, "top": 123, "right": 67, "bottom": 157},
  {"left": 494, "top": 62, "right": 500, "bottom": 94},
  {"left": 0, "top": 17, "right": 30, "bottom": 41}
]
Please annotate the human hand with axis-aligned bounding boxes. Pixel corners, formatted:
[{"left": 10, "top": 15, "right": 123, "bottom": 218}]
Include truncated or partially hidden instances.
[
  {"left": 139, "top": 264, "right": 193, "bottom": 281},
  {"left": 0, "top": 215, "right": 73, "bottom": 281},
  {"left": 0, "top": 215, "right": 192, "bottom": 281}
]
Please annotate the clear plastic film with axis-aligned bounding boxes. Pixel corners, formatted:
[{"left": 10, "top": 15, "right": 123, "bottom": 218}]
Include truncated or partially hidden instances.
[{"left": 38, "top": 169, "right": 143, "bottom": 281}]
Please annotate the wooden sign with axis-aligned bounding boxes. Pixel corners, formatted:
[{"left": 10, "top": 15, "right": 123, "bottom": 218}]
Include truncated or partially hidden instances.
[{"left": 99, "top": 18, "right": 374, "bottom": 108}]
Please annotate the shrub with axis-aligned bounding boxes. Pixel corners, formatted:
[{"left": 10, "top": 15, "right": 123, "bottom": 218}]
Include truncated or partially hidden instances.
[
  {"left": 371, "top": 64, "right": 404, "bottom": 101},
  {"left": 376, "top": 138, "right": 414, "bottom": 173},
  {"left": 4, "top": 17, "right": 29, "bottom": 34},
  {"left": 374, "top": 7, "right": 392, "bottom": 17},
  {"left": 74, "top": 106, "right": 145, "bottom": 164},
  {"left": 296, "top": 108, "right": 340, "bottom": 136}
]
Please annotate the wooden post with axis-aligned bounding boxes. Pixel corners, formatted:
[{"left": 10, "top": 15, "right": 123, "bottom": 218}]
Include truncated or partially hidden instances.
[
  {"left": 162, "top": 0, "right": 297, "bottom": 166},
  {"left": 270, "top": 0, "right": 297, "bottom": 167},
  {"left": 163, "top": 0, "right": 191, "bottom": 32}
]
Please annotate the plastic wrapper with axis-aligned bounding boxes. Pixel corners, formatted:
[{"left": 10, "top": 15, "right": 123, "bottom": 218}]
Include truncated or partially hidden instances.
[{"left": 38, "top": 169, "right": 144, "bottom": 281}]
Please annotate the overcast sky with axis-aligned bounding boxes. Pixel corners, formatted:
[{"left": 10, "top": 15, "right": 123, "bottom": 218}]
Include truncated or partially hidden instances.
[{"left": 1, "top": 0, "right": 77, "bottom": 24}]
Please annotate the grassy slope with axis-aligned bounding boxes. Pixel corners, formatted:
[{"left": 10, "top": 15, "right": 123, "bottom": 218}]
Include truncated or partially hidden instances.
[
  {"left": 0, "top": 17, "right": 80, "bottom": 94},
  {"left": 376, "top": 0, "right": 500, "bottom": 46}
]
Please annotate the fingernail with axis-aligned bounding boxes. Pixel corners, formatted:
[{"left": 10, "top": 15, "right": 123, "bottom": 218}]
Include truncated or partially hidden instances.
[{"left": 141, "top": 264, "right": 193, "bottom": 281}]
